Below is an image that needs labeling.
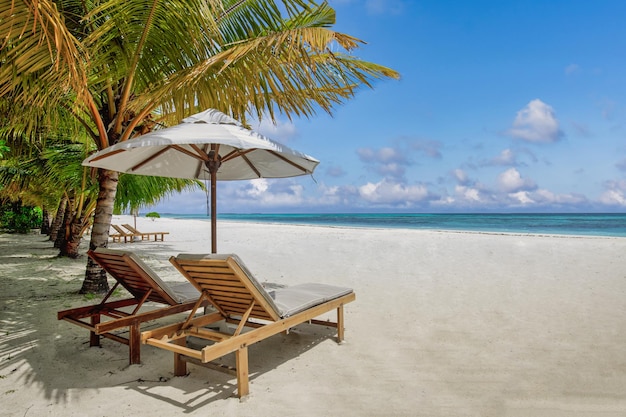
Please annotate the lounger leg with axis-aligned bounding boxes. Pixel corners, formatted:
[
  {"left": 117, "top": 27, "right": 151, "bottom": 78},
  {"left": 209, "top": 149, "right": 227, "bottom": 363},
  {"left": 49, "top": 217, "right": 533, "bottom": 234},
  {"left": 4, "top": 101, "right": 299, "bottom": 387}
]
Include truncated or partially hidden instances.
[
  {"left": 337, "top": 305, "right": 345, "bottom": 343},
  {"left": 90, "top": 315, "right": 101, "bottom": 347},
  {"left": 174, "top": 338, "right": 187, "bottom": 376},
  {"left": 235, "top": 346, "right": 249, "bottom": 398},
  {"left": 129, "top": 320, "right": 141, "bottom": 365}
]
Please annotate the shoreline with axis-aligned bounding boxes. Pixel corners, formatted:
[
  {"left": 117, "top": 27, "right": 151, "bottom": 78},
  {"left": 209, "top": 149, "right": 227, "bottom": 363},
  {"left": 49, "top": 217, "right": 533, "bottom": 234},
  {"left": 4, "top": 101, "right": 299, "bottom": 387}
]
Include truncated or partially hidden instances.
[
  {"left": 158, "top": 213, "right": 626, "bottom": 239},
  {"left": 175, "top": 217, "right": 626, "bottom": 240},
  {"left": 2, "top": 216, "right": 626, "bottom": 416}
]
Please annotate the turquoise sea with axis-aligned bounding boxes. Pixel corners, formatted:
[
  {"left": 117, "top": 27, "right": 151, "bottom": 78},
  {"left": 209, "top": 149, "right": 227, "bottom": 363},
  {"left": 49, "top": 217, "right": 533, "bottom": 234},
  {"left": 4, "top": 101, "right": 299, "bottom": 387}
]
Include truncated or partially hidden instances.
[{"left": 159, "top": 213, "right": 626, "bottom": 238}]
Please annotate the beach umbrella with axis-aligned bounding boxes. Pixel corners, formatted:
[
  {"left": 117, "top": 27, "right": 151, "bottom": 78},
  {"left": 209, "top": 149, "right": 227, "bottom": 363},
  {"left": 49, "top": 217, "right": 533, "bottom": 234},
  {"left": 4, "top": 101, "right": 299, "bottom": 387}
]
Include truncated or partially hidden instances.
[{"left": 83, "top": 109, "right": 319, "bottom": 253}]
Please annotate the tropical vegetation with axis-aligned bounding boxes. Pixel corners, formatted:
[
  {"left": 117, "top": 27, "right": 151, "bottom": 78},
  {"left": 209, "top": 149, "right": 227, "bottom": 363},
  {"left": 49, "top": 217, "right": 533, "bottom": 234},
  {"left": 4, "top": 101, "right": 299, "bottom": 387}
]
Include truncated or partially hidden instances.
[{"left": 0, "top": 0, "right": 399, "bottom": 293}]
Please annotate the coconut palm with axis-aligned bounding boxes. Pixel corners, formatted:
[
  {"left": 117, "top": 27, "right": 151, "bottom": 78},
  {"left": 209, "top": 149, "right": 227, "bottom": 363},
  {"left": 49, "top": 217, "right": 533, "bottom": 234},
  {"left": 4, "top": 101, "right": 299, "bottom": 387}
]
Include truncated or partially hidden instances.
[
  {"left": 1, "top": 0, "right": 399, "bottom": 292},
  {"left": 41, "top": 144, "right": 199, "bottom": 257},
  {"left": 0, "top": 98, "right": 201, "bottom": 254},
  {"left": 0, "top": 136, "right": 198, "bottom": 257}
]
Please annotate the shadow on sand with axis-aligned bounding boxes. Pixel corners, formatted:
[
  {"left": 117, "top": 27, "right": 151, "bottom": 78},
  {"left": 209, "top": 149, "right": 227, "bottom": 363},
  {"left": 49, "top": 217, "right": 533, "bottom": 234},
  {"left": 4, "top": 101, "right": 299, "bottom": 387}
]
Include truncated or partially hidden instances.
[{"left": 0, "top": 233, "right": 342, "bottom": 413}]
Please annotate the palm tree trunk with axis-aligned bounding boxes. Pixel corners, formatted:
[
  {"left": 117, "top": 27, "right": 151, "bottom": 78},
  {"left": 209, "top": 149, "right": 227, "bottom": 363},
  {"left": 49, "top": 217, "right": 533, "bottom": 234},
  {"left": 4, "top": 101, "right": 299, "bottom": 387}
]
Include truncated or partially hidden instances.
[
  {"left": 59, "top": 216, "right": 83, "bottom": 258},
  {"left": 54, "top": 199, "right": 72, "bottom": 249},
  {"left": 50, "top": 196, "right": 67, "bottom": 242},
  {"left": 41, "top": 205, "right": 51, "bottom": 235},
  {"left": 80, "top": 169, "right": 118, "bottom": 294}
]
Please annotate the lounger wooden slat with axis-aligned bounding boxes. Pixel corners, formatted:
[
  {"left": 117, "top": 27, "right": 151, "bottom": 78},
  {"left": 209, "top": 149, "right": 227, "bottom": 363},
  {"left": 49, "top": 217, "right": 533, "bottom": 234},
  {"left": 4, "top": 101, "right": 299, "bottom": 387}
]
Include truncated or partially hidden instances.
[
  {"left": 142, "top": 253, "right": 355, "bottom": 398},
  {"left": 207, "top": 287, "right": 251, "bottom": 296},
  {"left": 57, "top": 248, "right": 205, "bottom": 364},
  {"left": 122, "top": 224, "right": 169, "bottom": 241},
  {"left": 109, "top": 224, "right": 142, "bottom": 243}
]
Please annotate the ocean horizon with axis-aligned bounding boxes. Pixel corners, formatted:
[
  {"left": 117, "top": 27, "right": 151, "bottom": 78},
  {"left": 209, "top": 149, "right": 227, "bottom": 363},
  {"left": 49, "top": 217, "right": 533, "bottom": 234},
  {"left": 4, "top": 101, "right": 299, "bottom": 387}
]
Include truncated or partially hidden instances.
[{"left": 152, "top": 212, "right": 626, "bottom": 238}]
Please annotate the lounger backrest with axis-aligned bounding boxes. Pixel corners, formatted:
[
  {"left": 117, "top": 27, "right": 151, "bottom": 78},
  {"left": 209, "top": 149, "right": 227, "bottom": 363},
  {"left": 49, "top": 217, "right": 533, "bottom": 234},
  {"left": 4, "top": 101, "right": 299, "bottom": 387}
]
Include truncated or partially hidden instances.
[
  {"left": 122, "top": 224, "right": 141, "bottom": 234},
  {"left": 90, "top": 248, "right": 180, "bottom": 305},
  {"left": 111, "top": 224, "right": 131, "bottom": 236},
  {"left": 171, "top": 254, "right": 282, "bottom": 322}
]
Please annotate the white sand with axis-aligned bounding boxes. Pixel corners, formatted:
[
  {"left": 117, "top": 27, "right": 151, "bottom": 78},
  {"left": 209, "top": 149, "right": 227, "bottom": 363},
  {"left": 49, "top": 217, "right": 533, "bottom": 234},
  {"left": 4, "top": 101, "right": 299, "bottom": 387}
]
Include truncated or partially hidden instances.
[{"left": 1, "top": 215, "right": 626, "bottom": 416}]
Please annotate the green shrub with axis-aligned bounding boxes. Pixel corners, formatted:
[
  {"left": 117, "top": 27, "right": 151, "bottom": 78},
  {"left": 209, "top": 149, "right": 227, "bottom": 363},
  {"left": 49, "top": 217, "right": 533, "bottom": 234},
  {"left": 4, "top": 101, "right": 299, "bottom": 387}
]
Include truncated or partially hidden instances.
[
  {"left": 145, "top": 211, "right": 161, "bottom": 219},
  {"left": 0, "top": 205, "right": 42, "bottom": 233}
]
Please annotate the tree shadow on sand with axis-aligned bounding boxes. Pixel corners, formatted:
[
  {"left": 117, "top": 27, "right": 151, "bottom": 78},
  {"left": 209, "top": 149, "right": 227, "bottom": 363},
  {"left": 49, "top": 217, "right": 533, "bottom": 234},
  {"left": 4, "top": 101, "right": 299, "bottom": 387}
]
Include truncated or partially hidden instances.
[
  {"left": 0, "top": 233, "right": 346, "bottom": 413},
  {"left": 4, "top": 290, "right": 340, "bottom": 412}
]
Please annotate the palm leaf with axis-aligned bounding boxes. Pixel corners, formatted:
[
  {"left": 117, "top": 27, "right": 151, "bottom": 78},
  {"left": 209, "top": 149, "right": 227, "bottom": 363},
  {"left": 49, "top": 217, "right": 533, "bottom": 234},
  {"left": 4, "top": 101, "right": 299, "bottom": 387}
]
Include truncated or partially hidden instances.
[
  {"left": 0, "top": 0, "right": 88, "bottom": 106},
  {"left": 115, "top": 174, "right": 203, "bottom": 213}
]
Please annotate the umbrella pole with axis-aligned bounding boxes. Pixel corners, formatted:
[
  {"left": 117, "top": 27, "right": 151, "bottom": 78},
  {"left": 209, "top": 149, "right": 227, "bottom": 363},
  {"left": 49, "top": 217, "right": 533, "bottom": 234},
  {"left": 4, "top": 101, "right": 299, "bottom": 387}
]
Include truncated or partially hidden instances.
[
  {"left": 207, "top": 145, "right": 221, "bottom": 254},
  {"left": 211, "top": 173, "right": 217, "bottom": 253}
]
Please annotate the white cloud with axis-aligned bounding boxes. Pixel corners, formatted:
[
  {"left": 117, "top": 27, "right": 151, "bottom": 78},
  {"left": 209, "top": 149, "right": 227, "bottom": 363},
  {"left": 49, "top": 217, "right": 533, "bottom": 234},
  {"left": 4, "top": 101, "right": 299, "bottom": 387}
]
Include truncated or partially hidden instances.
[
  {"left": 455, "top": 185, "right": 482, "bottom": 202},
  {"left": 357, "top": 147, "right": 406, "bottom": 163},
  {"left": 486, "top": 148, "right": 517, "bottom": 166},
  {"left": 357, "top": 146, "right": 410, "bottom": 179},
  {"left": 532, "top": 189, "right": 587, "bottom": 205},
  {"left": 314, "top": 183, "right": 359, "bottom": 207},
  {"left": 600, "top": 190, "right": 626, "bottom": 206},
  {"left": 358, "top": 179, "right": 429, "bottom": 205},
  {"left": 378, "top": 147, "right": 402, "bottom": 162},
  {"left": 144, "top": 166, "right": 614, "bottom": 213},
  {"left": 497, "top": 168, "right": 536, "bottom": 193},
  {"left": 495, "top": 148, "right": 515, "bottom": 164},
  {"left": 243, "top": 178, "right": 269, "bottom": 197},
  {"left": 377, "top": 163, "right": 405, "bottom": 178},
  {"left": 234, "top": 178, "right": 306, "bottom": 207},
  {"left": 508, "top": 99, "right": 563, "bottom": 143},
  {"left": 452, "top": 168, "right": 469, "bottom": 185},
  {"left": 599, "top": 180, "right": 626, "bottom": 207},
  {"left": 254, "top": 117, "right": 298, "bottom": 143},
  {"left": 480, "top": 148, "right": 538, "bottom": 167},
  {"left": 154, "top": 179, "right": 313, "bottom": 213},
  {"left": 508, "top": 191, "right": 535, "bottom": 205}
]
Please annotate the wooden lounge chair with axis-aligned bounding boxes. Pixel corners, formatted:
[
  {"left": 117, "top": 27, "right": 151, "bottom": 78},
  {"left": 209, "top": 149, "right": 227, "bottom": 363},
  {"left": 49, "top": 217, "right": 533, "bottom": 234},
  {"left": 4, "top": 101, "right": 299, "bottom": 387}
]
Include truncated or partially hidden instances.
[
  {"left": 110, "top": 224, "right": 140, "bottom": 243},
  {"left": 57, "top": 248, "right": 205, "bottom": 364},
  {"left": 122, "top": 224, "right": 169, "bottom": 241},
  {"left": 141, "top": 253, "right": 356, "bottom": 398}
]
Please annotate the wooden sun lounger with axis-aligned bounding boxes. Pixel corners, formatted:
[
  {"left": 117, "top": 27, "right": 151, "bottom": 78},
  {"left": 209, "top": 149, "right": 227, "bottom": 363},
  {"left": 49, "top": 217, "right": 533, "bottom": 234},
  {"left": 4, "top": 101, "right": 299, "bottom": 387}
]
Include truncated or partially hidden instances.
[
  {"left": 110, "top": 224, "right": 140, "bottom": 243},
  {"left": 141, "top": 253, "right": 355, "bottom": 398},
  {"left": 122, "top": 224, "right": 169, "bottom": 241},
  {"left": 57, "top": 248, "right": 205, "bottom": 364}
]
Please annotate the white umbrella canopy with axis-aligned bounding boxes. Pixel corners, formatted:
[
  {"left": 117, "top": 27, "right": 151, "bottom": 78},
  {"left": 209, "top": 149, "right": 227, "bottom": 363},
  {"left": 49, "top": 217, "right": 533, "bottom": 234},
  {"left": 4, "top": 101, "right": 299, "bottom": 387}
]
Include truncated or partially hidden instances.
[
  {"left": 84, "top": 109, "right": 319, "bottom": 180},
  {"left": 83, "top": 108, "right": 320, "bottom": 252}
]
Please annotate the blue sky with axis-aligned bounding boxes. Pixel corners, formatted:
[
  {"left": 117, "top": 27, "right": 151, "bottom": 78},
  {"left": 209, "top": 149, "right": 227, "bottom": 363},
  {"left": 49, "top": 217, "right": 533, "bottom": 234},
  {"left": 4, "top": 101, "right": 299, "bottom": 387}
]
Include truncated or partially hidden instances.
[{"left": 148, "top": 0, "right": 626, "bottom": 214}]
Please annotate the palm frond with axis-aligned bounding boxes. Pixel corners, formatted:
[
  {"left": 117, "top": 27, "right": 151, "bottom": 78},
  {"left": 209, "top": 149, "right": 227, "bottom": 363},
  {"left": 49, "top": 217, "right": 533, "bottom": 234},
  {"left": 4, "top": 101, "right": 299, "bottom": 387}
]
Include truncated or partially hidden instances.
[
  {"left": 115, "top": 174, "right": 203, "bottom": 213},
  {"left": 0, "top": 0, "right": 88, "bottom": 106},
  {"left": 124, "top": 1, "right": 399, "bottom": 125}
]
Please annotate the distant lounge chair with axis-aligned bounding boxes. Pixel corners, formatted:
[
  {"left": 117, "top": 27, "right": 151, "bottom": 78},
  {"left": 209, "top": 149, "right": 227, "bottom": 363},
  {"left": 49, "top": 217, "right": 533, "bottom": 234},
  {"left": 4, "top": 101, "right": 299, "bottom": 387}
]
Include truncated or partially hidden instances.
[
  {"left": 141, "top": 253, "right": 355, "bottom": 398},
  {"left": 57, "top": 248, "right": 205, "bottom": 364},
  {"left": 122, "top": 224, "right": 169, "bottom": 241},
  {"left": 110, "top": 224, "right": 140, "bottom": 243}
]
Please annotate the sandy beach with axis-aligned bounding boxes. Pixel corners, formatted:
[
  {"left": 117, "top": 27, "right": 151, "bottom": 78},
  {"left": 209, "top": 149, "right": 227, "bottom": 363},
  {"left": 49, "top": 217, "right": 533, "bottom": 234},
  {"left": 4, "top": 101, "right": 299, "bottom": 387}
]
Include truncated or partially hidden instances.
[{"left": 1, "top": 215, "right": 626, "bottom": 416}]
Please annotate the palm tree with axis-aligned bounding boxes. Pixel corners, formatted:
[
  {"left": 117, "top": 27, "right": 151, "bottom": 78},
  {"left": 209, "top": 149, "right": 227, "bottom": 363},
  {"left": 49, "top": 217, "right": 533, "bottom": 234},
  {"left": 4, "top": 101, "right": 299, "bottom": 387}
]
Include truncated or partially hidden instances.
[
  {"left": 1, "top": 0, "right": 399, "bottom": 292},
  {"left": 0, "top": 134, "right": 198, "bottom": 257}
]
